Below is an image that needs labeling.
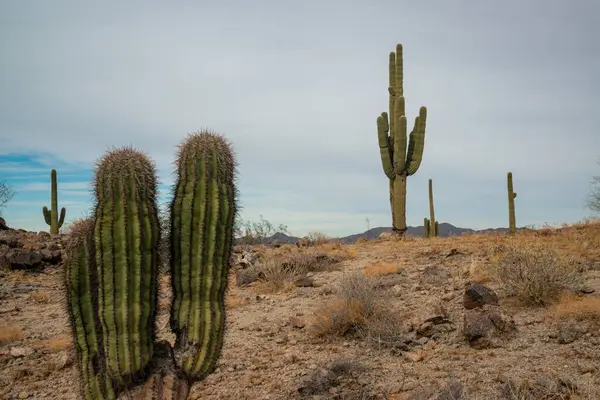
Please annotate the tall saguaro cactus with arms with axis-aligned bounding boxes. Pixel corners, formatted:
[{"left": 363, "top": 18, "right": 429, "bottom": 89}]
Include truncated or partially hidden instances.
[
  {"left": 65, "top": 131, "right": 238, "bottom": 400},
  {"left": 42, "top": 169, "right": 66, "bottom": 234},
  {"left": 377, "top": 44, "right": 428, "bottom": 235}
]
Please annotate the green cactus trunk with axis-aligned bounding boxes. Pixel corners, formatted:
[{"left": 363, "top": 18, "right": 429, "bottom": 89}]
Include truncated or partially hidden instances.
[
  {"left": 424, "top": 217, "right": 430, "bottom": 238},
  {"left": 434, "top": 221, "right": 439, "bottom": 237},
  {"left": 65, "top": 218, "right": 116, "bottom": 400},
  {"left": 507, "top": 172, "right": 517, "bottom": 234},
  {"left": 42, "top": 169, "right": 66, "bottom": 234},
  {"left": 428, "top": 179, "right": 437, "bottom": 237},
  {"left": 93, "top": 148, "right": 160, "bottom": 389},
  {"left": 170, "top": 131, "right": 237, "bottom": 381},
  {"left": 376, "top": 44, "right": 427, "bottom": 235}
]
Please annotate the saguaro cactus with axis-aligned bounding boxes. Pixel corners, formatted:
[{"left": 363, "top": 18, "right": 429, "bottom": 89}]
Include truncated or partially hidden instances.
[
  {"left": 65, "top": 131, "right": 237, "bottom": 400},
  {"left": 507, "top": 172, "right": 517, "bottom": 234},
  {"left": 42, "top": 169, "right": 66, "bottom": 234},
  {"left": 424, "top": 217, "right": 430, "bottom": 238},
  {"left": 376, "top": 44, "right": 427, "bottom": 235}
]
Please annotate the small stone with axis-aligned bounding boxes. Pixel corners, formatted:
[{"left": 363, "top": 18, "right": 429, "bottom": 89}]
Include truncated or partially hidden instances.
[
  {"left": 19, "top": 391, "right": 29, "bottom": 399},
  {"left": 10, "top": 346, "right": 34, "bottom": 358},
  {"left": 463, "top": 283, "right": 499, "bottom": 309}
]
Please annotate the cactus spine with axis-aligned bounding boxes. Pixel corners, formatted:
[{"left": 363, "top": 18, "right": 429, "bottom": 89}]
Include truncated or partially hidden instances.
[
  {"left": 42, "top": 169, "right": 66, "bottom": 234},
  {"left": 377, "top": 44, "right": 427, "bottom": 235},
  {"left": 507, "top": 172, "right": 517, "bottom": 234},
  {"left": 428, "top": 179, "right": 437, "bottom": 237},
  {"left": 170, "top": 131, "right": 237, "bottom": 380},
  {"left": 66, "top": 131, "right": 237, "bottom": 399}
]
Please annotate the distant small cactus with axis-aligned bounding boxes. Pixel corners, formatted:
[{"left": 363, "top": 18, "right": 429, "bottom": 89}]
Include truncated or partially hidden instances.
[{"left": 42, "top": 169, "right": 66, "bottom": 234}]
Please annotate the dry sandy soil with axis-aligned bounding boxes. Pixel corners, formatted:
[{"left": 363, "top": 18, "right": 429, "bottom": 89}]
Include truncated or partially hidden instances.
[{"left": 2, "top": 221, "right": 600, "bottom": 399}]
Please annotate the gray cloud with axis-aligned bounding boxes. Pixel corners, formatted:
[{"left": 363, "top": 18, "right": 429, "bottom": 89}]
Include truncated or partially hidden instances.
[{"left": 1, "top": 0, "right": 599, "bottom": 235}]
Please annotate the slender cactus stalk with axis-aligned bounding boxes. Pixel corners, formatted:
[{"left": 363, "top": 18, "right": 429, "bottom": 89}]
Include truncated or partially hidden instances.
[{"left": 507, "top": 172, "right": 517, "bottom": 234}]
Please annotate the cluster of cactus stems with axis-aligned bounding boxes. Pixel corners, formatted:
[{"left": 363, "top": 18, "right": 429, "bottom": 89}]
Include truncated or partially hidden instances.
[
  {"left": 376, "top": 43, "right": 427, "bottom": 235},
  {"left": 65, "top": 131, "right": 237, "bottom": 400},
  {"left": 507, "top": 172, "right": 517, "bottom": 234},
  {"left": 423, "top": 217, "right": 439, "bottom": 238},
  {"left": 42, "top": 169, "right": 66, "bottom": 234}
]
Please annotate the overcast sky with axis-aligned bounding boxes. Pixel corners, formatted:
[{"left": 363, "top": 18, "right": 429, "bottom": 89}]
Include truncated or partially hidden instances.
[{"left": 1, "top": 1, "right": 599, "bottom": 237}]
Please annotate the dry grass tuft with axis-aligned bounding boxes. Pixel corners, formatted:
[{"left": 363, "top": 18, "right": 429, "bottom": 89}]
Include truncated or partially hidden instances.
[
  {"left": 238, "top": 250, "right": 343, "bottom": 292},
  {"left": 31, "top": 333, "right": 72, "bottom": 351},
  {"left": 489, "top": 240, "right": 583, "bottom": 306},
  {"left": 547, "top": 294, "right": 600, "bottom": 324},
  {"left": 363, "top": 262, "right": 402, "bottom": 277},
  {"left": 310, "top": 273, "right": 405, "bottom": 347},
  {"left": 29, "top": 291, "right": 51, "bottom": 304},
  {"left": 311, "top": 273, "right": 380, "bottom": 337},
  {"left": 0, "top": 325, "right": 25, "bottom": 344}
]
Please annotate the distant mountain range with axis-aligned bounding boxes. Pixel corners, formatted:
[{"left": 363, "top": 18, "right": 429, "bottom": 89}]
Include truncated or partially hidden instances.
[{"left": 267, "top": 223, "right": 518, "bottom": 244}]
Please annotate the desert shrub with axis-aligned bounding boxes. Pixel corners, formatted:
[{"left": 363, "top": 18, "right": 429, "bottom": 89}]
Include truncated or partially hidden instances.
[
  {"left": 237, "top": 250, "right": 342, "bottom": 290},
  {"left": 490, "top": 241, "right": 583, "bottom": 306},
  {"left": 311, "top": 273, "right": 387, "bottom": 337},
  {"left": 306, "top": 231, "right": 330, "bottom": 246}
]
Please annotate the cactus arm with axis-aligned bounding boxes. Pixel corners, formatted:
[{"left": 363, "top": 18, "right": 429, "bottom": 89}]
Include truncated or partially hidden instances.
[
  {"left": 58, "top": 207, "right": 66, "bottom": 228},
  {"left": 434, "top": 221, "right": 439, "bottom": 237},
  {"left": 424, "top": 217, "right": 430, "bottom": 238},
  {"left": 393, "top": 108, "right": 407, "bottom": 174},
  {"left": 170, "top": 131, "right": 237, "bottom": 380},
  {"left": 43, "top": 206, "right": 52, "bottom": 225},
  {"left": 406, "top": 107, "right": 427, "bottom": 175},
  {"left": 377, "top": 113, "right": 395, "bottom": 178}
]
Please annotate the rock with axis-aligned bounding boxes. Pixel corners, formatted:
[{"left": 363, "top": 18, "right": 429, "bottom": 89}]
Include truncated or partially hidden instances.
[
  {"left": 0, "top": 231, "right": 21, "bottom": 247},
  {"left": 463, "top": 305, "right": 516, "bottom": 349},
  {"left": 294, "top": 276, "right": 314, "bottom": 287},
  {"left": 236, "top": 269, "right": 260, "bottom": 286},
  {"left": 445, "top": 248, "right": 464, "bottom": 258},
  {"left": 436, "top": 380, "right": 464, "bottom": 400},
  {"left": 0, "top": 217, "right": 8, "bottom": 230},
  {"left": 557, "top": 321, "right": 587, "bottom": 344},
  {"left": 378, "top": 232, "right": 395, "bottom": 240},
  {"left": 54, "top": 351, "right": 73, "bottom": 370},
  {"left": 289, "top": 316, "right": 306, "bottom": 329},
  {"left": 10, "top": 346, "right": 34, "bottom": 357},
  {"left": 420, "top": 265, "right": 452, "bottom": 285},
  {"left": 463, "top": 283, "right": 499, "bottom": 309},
  {"left": 5, "top": 250, "right": 43, "bottom": 270}
]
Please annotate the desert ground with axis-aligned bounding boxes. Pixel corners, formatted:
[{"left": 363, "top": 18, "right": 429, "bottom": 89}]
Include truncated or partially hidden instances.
[{"left": 1, "top": 220, "right": 600, "bottom": 399}]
